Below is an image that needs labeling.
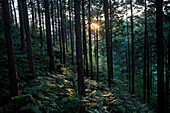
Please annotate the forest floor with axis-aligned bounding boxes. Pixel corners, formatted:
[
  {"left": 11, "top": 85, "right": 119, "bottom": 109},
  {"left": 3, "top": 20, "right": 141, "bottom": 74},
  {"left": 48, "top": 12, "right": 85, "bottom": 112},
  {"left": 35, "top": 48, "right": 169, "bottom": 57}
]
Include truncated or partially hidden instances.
[{"left": 1, "top": 64, "right": 156, "bottom": 113}]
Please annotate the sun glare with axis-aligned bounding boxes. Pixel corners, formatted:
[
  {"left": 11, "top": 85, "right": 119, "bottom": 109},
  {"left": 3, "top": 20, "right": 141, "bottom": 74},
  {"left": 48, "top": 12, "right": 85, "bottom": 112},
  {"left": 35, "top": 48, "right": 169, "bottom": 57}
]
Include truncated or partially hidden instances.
[{"left": 92, "top": 23, "right": 100, "bottom": 29}]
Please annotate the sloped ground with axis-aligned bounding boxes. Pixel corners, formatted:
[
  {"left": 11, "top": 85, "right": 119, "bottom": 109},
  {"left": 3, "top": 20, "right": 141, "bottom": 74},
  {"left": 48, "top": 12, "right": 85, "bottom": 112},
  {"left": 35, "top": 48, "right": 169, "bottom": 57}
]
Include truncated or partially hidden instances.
[{"left": 1, "top": 65, "right": 156, "bottom": 113}]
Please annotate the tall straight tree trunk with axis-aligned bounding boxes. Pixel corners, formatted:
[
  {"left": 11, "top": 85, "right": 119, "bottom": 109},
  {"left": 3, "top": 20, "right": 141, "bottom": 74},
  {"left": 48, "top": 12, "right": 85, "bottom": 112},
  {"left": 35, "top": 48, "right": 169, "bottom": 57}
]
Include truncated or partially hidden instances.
[
  {"left": 9, "top": 0, "right": 13, "bottom": 23},
  {"left": 11, "top": 0, "right": 18, "bottom": 27},
  {"left": 88, "top": 0, "right": 93, "bottom": 79},
  {"left": 130, "top": 0, "right": 135, "bottom": 96},
  {"left": 64, "top": 1, "right": 68, "bottom": 54},
  {"left": 23, "top": 0, "right": 35, "bottom": 78},
  {"left": 51, "top": 0, "right": 55, "bottom": 46},
  {"left": 166, "top": 19, "right": 170, "bottom": 113},
  {"left": 143, "top": 0, "right": 147, "bottom": 101},
  {"left": 156, "top": 0, "right": 165, "bottom": 112},
  {"left": 69, "top": 0, "right": 74, "bottom": 65},
  {"left": 37, "top": 0, "right": 43, "bottom": 48},
  {"left": 30, "top": 0, "right": 35, "bottom": 38},
  {"left": 96, "top": 10, "right": 99, "bottom": 81},
  {"left": 109, "top": 0, "right": 113, "bottom": 81},
  {"left": 2, "top": 0, "right": 19, "bottom": 97},
  {"left": 126, "top": 3, "right": 131, "bottom": 93},
  {"left": 18, "top": 0, "right": 25, "bottom": 51},
  {"left": 104, "top": 0, "right": 112, "bottom": 88},
  {"left": 74, "top": 0, "right": 85, "bottom": 96},
  {"left": 44, "top": 0, "right": 56, "bottom": 72},
  {"left": 54, "top": 0, "right": 58, "bottom": 42},
  {"left": 60, "top": 0, "right": 66, "bottom": 64},
  {"left": 57, "top": 0, "right": 62, "bottom": 62},
  {"left": 82, "top": 0, "right": 88, "bottom": 76},
  {"left": 146, "top": 3, "right": 150, "bottom": 101}
]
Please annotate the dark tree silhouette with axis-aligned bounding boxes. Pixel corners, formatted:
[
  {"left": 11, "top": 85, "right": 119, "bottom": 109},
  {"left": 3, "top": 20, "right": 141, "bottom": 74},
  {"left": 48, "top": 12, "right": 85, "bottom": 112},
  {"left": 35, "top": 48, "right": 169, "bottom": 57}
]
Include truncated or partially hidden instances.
[
  {"left": 2, "top": 0, "right": 19, "bottom": 97},
  {"left": 37, "top": 0, "right": 43, "bottom": 48},
  {"left": 60, "top": 0, "right": 66, "bottom": 64},
  {"left": 82, "top": 0, "right": 88, "bottom": 77},
  {"left": 104, "top": 0, "right": 112, "bottom": 88},
  {"left": 23, "top": 0, "right": 35, "bottom": 78},
  {"left": 44, "top": 0, "right": 56, "bottom": 72},
  {"left": 74, "top": 0, "right": 85, "bottom": 96},
  {"left": 57, "top": 0, "right": 62, "bottom": 62},
  {"left": 88, "top": 0, "right": 93, "bottom": 79},
  {"left": 18, "top": 0, "right": 25, "bottom": 51},
  {"left": 156, "top": 0, "right": 165, "bottom": 112},
  {"left": 130, "top": 0, "right": 135, "bottom": 96}
]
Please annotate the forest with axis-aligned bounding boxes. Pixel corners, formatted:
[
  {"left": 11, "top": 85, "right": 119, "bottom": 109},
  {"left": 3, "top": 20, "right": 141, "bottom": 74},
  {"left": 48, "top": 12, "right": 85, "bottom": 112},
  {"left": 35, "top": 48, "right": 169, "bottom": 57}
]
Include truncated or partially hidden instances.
[{"left": 0, "top": 0, "right": 169, "bottom": 112}]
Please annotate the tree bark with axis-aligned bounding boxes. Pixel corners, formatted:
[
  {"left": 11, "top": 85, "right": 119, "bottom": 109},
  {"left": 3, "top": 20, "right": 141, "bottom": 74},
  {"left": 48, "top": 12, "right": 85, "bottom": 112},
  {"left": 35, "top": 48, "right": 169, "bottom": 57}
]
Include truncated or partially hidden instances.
[
  {"left": 143, "top": 0, "right": 147, "bottom": 101},
  {"left": 2, "top": 0, "right": 19, "bottom": 97},
  {"left": 51, "top": 0, "right": 55, "bottom": 46},
  {"left": 156, "top": 0, "right": 165, "bottom": 112},
  {"left": 82, "top": 0, "right": 88, "bottom": 77},
  {"left": 44, "top": 0, "right": 56, "bottom": 72},
  {"left": 57, "top": 0, "right": 62, "bottom": 62},
  {"left": 37, "top": 0, "right": 43, "bottom": 48},
  {"left": 104, "top": 0, "right": 112, "bottom": 88},
  {"left": 130, "top": 0, "right": 135, "bottom": 95},
  {"left": 60, "top": 0, "right": 66, "bottom": 64},
  {"left": 74, "top": 0, "right": 85, "bottom": 96},
  {"left": 23, "top": 0, "right": 35, "bottom": 78},
  {"left": 11, "top": 0, "right": 18, "bottom": 27},
  {"left": 88, "top": 0, "right": 93, "bottom": 79},
  {"left": 18, "top": 0, "right": 25, "bottom": 51},
  {"left": 30, "top": 0, "right": 35, "bottom": 38}
]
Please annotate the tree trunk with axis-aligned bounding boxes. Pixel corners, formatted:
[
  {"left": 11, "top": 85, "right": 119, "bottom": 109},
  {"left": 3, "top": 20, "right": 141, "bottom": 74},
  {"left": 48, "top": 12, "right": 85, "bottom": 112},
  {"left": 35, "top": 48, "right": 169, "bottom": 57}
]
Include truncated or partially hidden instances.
[
  {"left": 156, "top": 0, "right": 165, "bottom": 112},
  {"left": 9, "top": 0, "right": 13, "bottom": 23},
  {"left": 109, "top": 0, "right": 113, "bottom": 81},
  {"left": 44, "top": 0, "right": 56, "bottom": 72},
  {"left": 57, "top": 0, "right": 62, "bottom": 62},
  {"left": 126, "top": 3, "right": 131, "bottom": 93},
  {"left": 82, "top": 0, "right": 88, "bottom": 77},
  {"left": 11, "top": 0, "right": 18, "bottom": 27},
  {"left": 88, "top": 0, "right": 93, "bottom": 79},
  {"left": 74, "top": 0, "right": 85, "bottom": 96},
  {"left": 96, "top": 10, "right": 99, "bottom": 81},
  {"left": 104, "top": 0, "right": 112, "bottom": 88},
  {"left": 60, "top": 0, "right": 66, "bottom": 64},
  {"left": 37, "top": 0, "right": 43, "bottom": 48},
  {"left": 69, "top": 0, "right": 74, "bottom": 65},
  {"left": 2, "top": 0, "right": 19, "bottom": 97},
  {"left": 30, "top": 0, "right": 35, "bottom": 38},
  {"left": 143, "top": 0, "right": 147, "bottom": 101},
  {"left": 130, "top": 0, "right": 135, "bottom": 96},
  {"left": 51, "top": 0, "right": 55, "bottom": 46},
  {"left": 23, "top": 0, "right": 35, "bottom": 78},
  {"left": 18, "top": 0, "right": 25, "bottom": 51}
]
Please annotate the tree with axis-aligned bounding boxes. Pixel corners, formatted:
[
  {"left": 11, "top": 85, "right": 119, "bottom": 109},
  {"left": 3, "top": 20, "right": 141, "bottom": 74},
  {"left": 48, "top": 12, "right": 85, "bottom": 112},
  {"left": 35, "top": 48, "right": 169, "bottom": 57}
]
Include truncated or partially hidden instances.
[
  {"left": 104, "top": 0, "right": 112, "bottom": 88},
  {"left": 88, "top": 0, "right": 93, "bottom": 79},
  {"left": 57, "top": 0, "right": 62, "bottom": 62},
  {"left": 60, "top": 0, "right": 66, "bottom": 64},
  {"left": 74, "top": 0, "right": 85, "bottom": 96},
  {"left": 11, "top": 0, "right": 18, "bottom": 27},
  {"left": 82, "top": 0, "right": 88, "bottom": 76},
  {"left": 37, "top": 0, "right": 43, "bottom": 48},
  {"left": 51, "top": 0, "right": 55, "bottom": 46},
  {"left": 44, "top": 0, "right": 56, "bottom": 72},
  {"left": 2, "top": 0, "right": 19, "bottom": 97},
  {"left": 69, "top": 0, "right": 74, "bottom": 65},
  {"left": 143, "top": 0, "right": 147, "bottom": 101},
  {"left": 130, "top": 0, "right": 135, "bottom": 96},
  {"left": 23, "top": 0, "right": 35, "bottom": 78},
  {"left": 156, "top": 0, "right": 165, "bottom": 112},
  {"left": 30, "top": 0, "right": 35, "bottom": 38},
  {"left": 18, "top": 0, "right": 25, "bottom": 51}
]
